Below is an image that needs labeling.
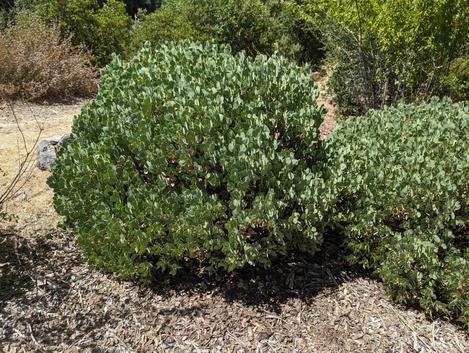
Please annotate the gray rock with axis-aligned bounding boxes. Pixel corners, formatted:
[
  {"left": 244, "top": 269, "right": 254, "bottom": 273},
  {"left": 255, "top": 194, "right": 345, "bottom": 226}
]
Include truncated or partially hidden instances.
[{"left": 37, "top": 133, "right": 71, "bottom": 171}]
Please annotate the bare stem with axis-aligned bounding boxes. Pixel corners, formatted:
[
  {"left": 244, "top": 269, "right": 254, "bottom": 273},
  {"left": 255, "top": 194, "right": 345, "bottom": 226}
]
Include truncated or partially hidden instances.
[{"left": 0, "top": 102, "right": 44, "bottom": 208}]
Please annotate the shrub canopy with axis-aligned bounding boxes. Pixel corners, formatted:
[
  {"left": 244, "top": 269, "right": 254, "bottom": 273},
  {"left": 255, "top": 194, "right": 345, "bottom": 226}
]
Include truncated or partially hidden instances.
[
  {"left": 128, "top": 0, "right": 324, "bottom": 64},
  {"left": 319, "top": 98, "right": 469, "bottom": 325},
  {"left": 49, "top": 41, "right": 325, "bottom": 279}
]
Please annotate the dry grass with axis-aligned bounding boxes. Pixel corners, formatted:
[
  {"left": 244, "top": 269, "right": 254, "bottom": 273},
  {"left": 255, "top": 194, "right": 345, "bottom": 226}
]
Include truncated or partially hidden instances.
[{"left": 0, "top": 17, "right": 97, "bottom": 102}]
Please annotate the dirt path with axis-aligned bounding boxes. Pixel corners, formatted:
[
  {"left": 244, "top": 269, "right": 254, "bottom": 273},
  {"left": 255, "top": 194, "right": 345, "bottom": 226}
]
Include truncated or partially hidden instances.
[
  {"left": 316, "top": 70, "right": 338, "bottom": 140},
  {"left": 1, "top": 102, "right": 468, "bottom": 352}
]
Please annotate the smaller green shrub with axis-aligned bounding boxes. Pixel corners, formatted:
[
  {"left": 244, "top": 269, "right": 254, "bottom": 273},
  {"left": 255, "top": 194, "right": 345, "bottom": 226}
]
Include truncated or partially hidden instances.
[
  {"left": 10, "top": 0, "right": 49, "bottom": 12},
  {"left": 319, "top": 99, "right": 469, "bottom": 326},
  {"left": 128, "top": 0, "right": 325, "bottom": 64},
  {"left": 0, "top": 0, "right": 14, "bottom": 12},
  {"left": 49, "top": 41, "right": 325, "bottom": 280},
  {"left": 0, "top": 0, "right": 48, "bottom": 29},
  {"left": 0, "top": 9, "right": 7, "bottom": 29},
  {"left": 42, "top": 0, "right": 131, "bottom": 66}
]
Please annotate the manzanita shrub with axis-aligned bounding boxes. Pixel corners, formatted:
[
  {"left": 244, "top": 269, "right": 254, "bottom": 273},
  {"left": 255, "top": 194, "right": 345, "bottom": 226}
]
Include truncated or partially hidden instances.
[
  {"left": 320, "top": 98, "right": 469, "bottom": 326},
  {"left": 49, "top": 41, "right": 325, "bottom": 280}
]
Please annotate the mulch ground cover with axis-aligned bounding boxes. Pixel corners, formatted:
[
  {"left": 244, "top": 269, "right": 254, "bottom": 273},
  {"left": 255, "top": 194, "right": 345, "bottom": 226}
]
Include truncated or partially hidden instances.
[{"left": 1, "top": 226, "right": 467, "bottom": 353}]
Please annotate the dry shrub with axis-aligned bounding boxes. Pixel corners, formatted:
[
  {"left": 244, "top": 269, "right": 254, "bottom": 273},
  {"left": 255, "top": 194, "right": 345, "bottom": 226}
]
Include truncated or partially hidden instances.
[{"left": 0, "top": 16, "right": 98, "bottom": 102}]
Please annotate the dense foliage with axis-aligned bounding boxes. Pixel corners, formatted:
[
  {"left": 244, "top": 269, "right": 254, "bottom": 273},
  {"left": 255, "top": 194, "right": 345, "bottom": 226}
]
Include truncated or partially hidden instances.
[
  {"left": 127, "top": 0, "right": 210, "bottom": 56},
  {"left": 41, "top": 0, "right": 131, "bottom": 65},
  {"left": 207, "top": 0, "right": 299, "bottom": 59},
  {"left": 441, "top": 56, "right": 469, "bottom": 102},
  {"left": 0, "top": 0, "right": 47, "bottom": 28},
  {"left": 0, "top": 0, "right": 14, "bottom": 10},
  {"left": 49, "top": 41, "right": 325, "bottom": 280},
  {"left": 2, "top": 0, "right": 324, "bottom": 67},
  {"left": 128, "top": 0, "right": 324, "bottom": 64},
  {"left": 3, "top": 0, "right": 468, "bottom": 328},
  {"left": 319, "top": 99, "right": 469, "bottom": 325},
  {"left": 295, "top": 0, "right": 468, "bottom": 115}
]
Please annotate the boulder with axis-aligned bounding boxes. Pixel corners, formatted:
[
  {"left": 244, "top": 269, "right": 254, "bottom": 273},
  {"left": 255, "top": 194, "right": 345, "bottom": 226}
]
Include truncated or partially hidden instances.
[{"left": 37, "top": 133, "right": 71, "bottom": 171}]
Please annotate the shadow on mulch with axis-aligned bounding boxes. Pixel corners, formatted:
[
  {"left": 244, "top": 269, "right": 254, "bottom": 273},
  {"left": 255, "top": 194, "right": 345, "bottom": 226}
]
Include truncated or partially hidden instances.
[
  {"left": 0, "top": 229, "right": 80, "bottom": 312},
  {"left": 0, "top": 228, "right": 115, "bottom": 346},
  {"left": 147, "top": 233, "right": 369, "bottom": 314},
  {"left": 0, "top": 227, "right": 372, "bottom": 349},
  {"left": 0, "top": 226, "right": 369, "bottom": 317},
  {"left": 149, "top": 258, "right": 357, "bottom": 315}
]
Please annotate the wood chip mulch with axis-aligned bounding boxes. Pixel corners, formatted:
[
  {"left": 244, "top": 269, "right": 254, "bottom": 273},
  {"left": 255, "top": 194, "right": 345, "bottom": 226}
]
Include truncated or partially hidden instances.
[{"left": 1, "top": 227, "right": 467, "bottom": 353}]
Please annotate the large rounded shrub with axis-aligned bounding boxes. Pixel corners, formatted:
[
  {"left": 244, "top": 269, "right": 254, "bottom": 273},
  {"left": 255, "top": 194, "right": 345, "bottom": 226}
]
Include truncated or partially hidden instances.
[
  {"left": 49, "top": 41, "right": 325, "bottom": 280},
  {"left": 320, "top": 98, "right": 469, "bottom": 325}
]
